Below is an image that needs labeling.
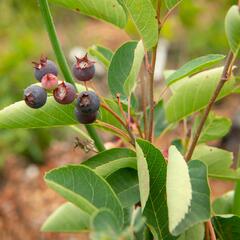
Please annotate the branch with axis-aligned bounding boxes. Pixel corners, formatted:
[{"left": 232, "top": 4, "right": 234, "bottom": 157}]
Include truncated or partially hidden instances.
[{"left": 185, "top": 51, "right": 235, "bottom": 161}]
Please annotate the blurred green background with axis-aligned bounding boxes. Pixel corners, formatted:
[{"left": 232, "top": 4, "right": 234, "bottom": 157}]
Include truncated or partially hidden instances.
[{"left": 0, "top": 0, "right": 236, "bottom": 165}]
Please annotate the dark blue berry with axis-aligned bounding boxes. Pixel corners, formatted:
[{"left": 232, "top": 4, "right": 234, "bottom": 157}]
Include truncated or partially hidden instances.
[
  {"left": 33, "top": 57, "right": 58, "bottom": 82},
  {"left": 74, "top": 107, "right": 98, "bottom": 124},
  {"left": 53, "top": 82, "right": 76, "bottom": 104},
  {"left": 72, "top": 54, "right": 95, "bottom": 82},
  {"left": 24, "top": 85, "right": 47, "bottom": 109},
  {"left": 76, "top": 91, "right": 100, "bottom": 113}
]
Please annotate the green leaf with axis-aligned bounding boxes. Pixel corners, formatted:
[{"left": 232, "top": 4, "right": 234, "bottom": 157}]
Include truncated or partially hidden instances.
[
  {"left": 136, "top": 139, "right": 174, "bottom": 240},
  {"left": 108, "top": 41, "right": 143, "bottom": 98},
  {"left": 88, "top": 44, "right": 113, "bottom": 68},
  {"left": 49, "top": 0, "right": 127, "bottom": 28},
  {"left": 122, "top": 0, "right": 158, "bottom": 50},
  {"left": 192, "top": 145, "right": 240, "bottom": 181},
  {"left": 83, "top": 148, "right": 136, "bottom": 178},
  {"left": 225, "top": 5, "right": 240, "bottom": 55},
  {"left": 177, "top": 223, "right": 204, "bottom": 240},
  {"left": 91, "top": 208, "right": 121, "bottom": 239},
  {"left": 166, "top": 54, "right": 225, "bottom": 86},
  {"left": 165, "top": 67, "right": 235, "bottom": 123},
  {"left": 213, "top": 191, "right": 234, "bottom": 215},
  {"left": 164, "top": 0, "right": 183, "bottom": 9},
  {"left": 41, "top": 202, "right": 89, "bottom": 232},
  {"left": 194, "top": 112, "right": 232, "bottom": 144},
  {"left": 106, "top": 168, "right": 140, "bottom": 208},
  {"left": 212, "top": 215, "right": 240, "bottom": 240},
  {"left": 124, "top": 40, "right": 144, "bottom": 96},
  {"left": 171, "top": 161, "right": 210, "bottom": 236},
  {"left": 167, "top": 146, "right": 192, "bottom": 234},
  {"left": 135, "top": 141, "right": 150, "bottom": 211},
  {"left": 44, "top": 165, "right": 124, "bottom": 226}
]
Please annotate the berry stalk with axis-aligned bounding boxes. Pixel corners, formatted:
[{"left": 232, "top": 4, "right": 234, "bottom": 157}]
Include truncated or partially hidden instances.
[{"left": 38, "top": 0, "right": 105, "bottom": 152}]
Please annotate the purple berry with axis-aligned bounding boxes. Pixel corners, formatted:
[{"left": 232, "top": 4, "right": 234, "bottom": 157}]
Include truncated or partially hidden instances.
[
  {"left": 33, "top": 56, "right": 58, "bottom": 82},
  {"left": 74, "top": 107, "right": 98, "bottom": 124},
  {"left": 41, "top": 73, "right": 58, "bottom": 90},
  {"left": 72, "top": 54, "right": 95, "bottom": 82},
  {"left": 24, "top": 85, "right": 47, "bottom": 109},
  {"left": 53, "top": 82, "right": 76, "bottom": 104},
  {"left": 76, "top": 91, "right": 100, "bottom": 113}
]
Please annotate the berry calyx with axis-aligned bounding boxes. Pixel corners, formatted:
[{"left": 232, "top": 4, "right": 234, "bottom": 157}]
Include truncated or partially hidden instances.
[
  {"left": 41, "top": 73, "right": 58, "bottom": 90},
  {"left": 72, "top": 54, "right": 95, "bottom": 82},
  {"left": 24, "top": 85, "right": 47, "bottom": 109},
  {"left": 74, "top": 107, "right": 98, "bottom": 124},
  {"left": 53, "top": 82, "right": 76, "bottom": 104},
  {"left": 76, "top": 91, "right": 100, "bottom": 113},
  {"left": 32, "top": 56, "right": 58, "bottom": 82}
]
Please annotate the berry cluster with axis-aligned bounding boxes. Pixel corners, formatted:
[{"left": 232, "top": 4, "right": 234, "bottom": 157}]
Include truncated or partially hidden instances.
[{"left": 24, "top": 55, "right": 100, "bottom": 124}]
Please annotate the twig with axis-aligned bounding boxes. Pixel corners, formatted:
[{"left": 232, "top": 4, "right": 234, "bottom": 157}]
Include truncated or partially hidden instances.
[
  {"left": 148, "top": 45, "right": 158, "bottom": 142},
  {"left": 116, "top": 94, "right": 128, "bottom": 124},
  {"left": 127, "top": 96, "right": 131, "bottom": 126},
  {"left": 101, "top": 103, "right": 136, "bottom": 145},
  {"left": 185, "top": 51, "right": 235, "bottom": 161},
  {"left": 95, "top": 120, "right": 132, "bottom": 144},
  {"left": 132, "top": 116, "right": 144, "bottom": 138},
  {"left": 161, "top": 1, "right": 182, "bottom": 28},
  {"left": 205, "top": 222, "right": 210, "bottom": 240},
  {"left": 141, "top": 76, "right": 148, "bottom": 139},
  {"left": 207, "top": 220, "right": 216, "bottom": 240}
]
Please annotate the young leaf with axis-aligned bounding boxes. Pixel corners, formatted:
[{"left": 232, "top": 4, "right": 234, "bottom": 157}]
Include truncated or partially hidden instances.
[
  {"left": 212, "top": 215, "right": 240, "bottom": 240},
  {"left": 171, "top": 161, "right": 210, "bottom": 236},
  {"left": 49, "top": 0, "right": 127, "bottom": 28},
  {"left": 194, "top": 112, "right": 232, "bottom": 144},
  {"left": 166, "top": 54, "right": 225, "bottom": 86},
  {"left": 167, "top": 146, "right": 192, "bottom": 234},
  {"left": 136, "top": 139, "right": 174, "bottom": 240},
  {"left": 164, "top": 0, "right": 183, "bottom": 9},
  {"left": 106, "top": 168, "right": 140, "bottom": 208},
  {"left": 177, "top": 223, "right": 205, "bottom": 240},
  {"left": 124, "top": 40, "right": 144, "bottom": 96},
  {"left": 45, "top": 165, "right": 124, "bottom": 226},
  {"left": 122, "top": 0, "right": 158, "bottom": 50},
  {"left": 83, "top": 148, "right": 136, "bottom": 178},
  {"left": 165, "top": 67, "right": 235, "bottom": 123},
  {"left": 213, "top": 191, "right": 234, "bottom": 215},
  {"left": 135, "top": 141, "right": 150, "bottom": 210},
  {"left": 108, "top": 41, "right": 144, "bottom": 98},
  {"left": 41, "top": 202, "right": 89, "bottom": 232},
  {"left": 225, "top": 5, "right": 240, "bottom": 55},
  {"left": 192, "top": 145, "right": 240, "bottom": 181},
  {"left": 88, "top": 45, "right": 113, "bottom": 68},
  {"left": 91, "top": 208, "right": 121, "bottom": 239}
]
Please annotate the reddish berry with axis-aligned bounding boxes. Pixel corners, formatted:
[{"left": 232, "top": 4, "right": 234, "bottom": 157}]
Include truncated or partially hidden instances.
[
  {"left": 53, "top": 82, "right": 76, "bottom": 104},
  {"left": 41, "top": 73, "right": 58, "bottom": 90},
  {"left": 76, "top": 91, "right": 100, "bottom": 113},
  {"left": 72, "top": 54, "right": 95, "bottom": 82},
  {"left": 32, "top": 56, "right": 58, "bottom": 81},
  {"left": 24, "top": 85, "right": 47, "bottom": 109},
  {"left": 74, "top": 107, "right": 98, "bottom": 124}
]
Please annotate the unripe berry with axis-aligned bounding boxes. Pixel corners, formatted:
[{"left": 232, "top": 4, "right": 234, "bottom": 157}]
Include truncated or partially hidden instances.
[
  {"left": 72, "top": 54, "right": 95, "bottom": 82},
  {"left": 74, "top": 107, "right": 98, "bottom": 124},
  {"left": 41, "top": 73, "right": 58, "bottom": 90},
  {"left": 76, "top": 91, "right": 100, "bottom": 113},
  {"left": 24, "top": 85, "right": 47, "bottom": 109},
  {"left": 33, "top": 56, "right": 58, "bottom": 81},
  {"left": 53, "top": 82, "right": 76, "bottom": 104}
]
